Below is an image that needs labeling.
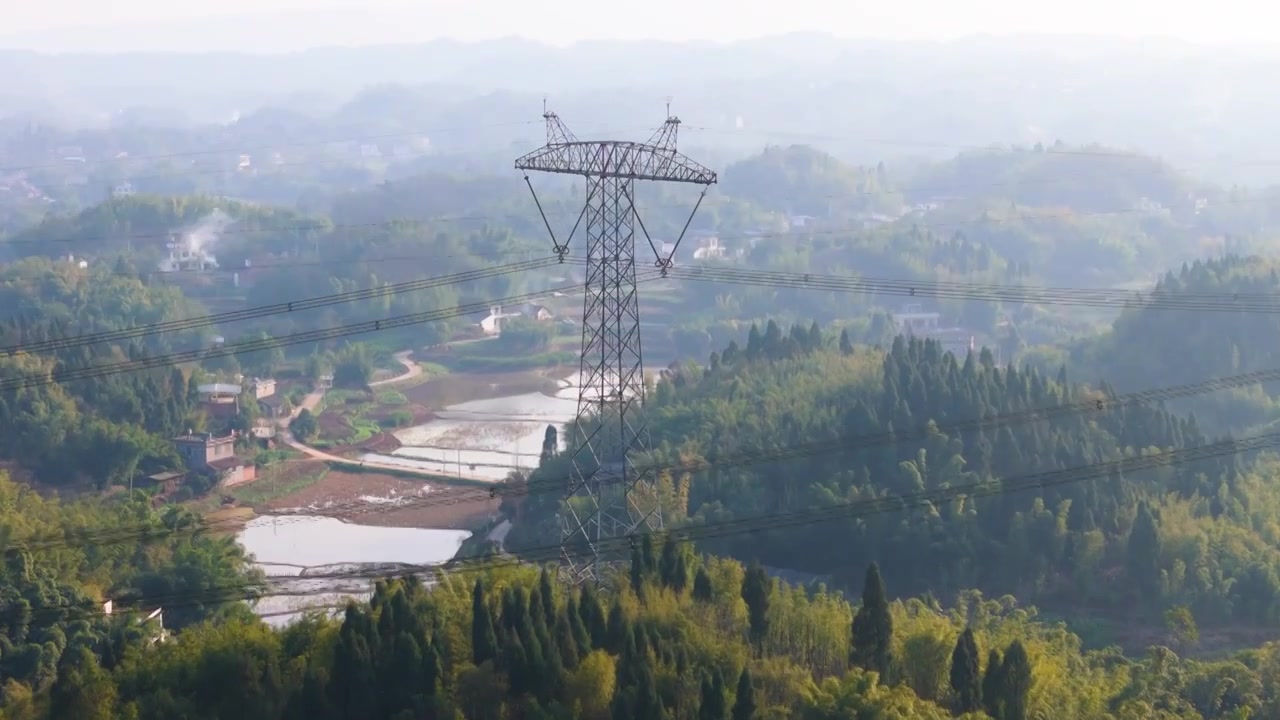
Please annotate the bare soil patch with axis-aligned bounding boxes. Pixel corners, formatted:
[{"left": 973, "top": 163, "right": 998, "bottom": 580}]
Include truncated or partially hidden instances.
[
  {"left": 260, "top": 469, "right": 498, "bottom": 530},
  {"left": 317, "top": 410, "right": 352, "bottom": 439},
  {"left": 357, "top": 431, "right": 402, "bottom": 453}
]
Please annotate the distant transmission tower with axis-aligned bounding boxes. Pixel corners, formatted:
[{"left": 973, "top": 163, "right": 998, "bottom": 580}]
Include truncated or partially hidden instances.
[{"left": 517, "top": 106, "right": 717, "bottom": 584}]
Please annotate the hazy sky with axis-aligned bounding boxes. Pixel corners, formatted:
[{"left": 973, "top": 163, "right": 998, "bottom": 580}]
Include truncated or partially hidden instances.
[{"left": 1, "top": 0, "right": 1269, "bottom": 52}]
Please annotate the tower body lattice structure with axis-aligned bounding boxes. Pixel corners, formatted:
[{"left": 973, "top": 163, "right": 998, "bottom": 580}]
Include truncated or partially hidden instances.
[{"left": 517, "top": 109, "right": 716, "bottom": 584}]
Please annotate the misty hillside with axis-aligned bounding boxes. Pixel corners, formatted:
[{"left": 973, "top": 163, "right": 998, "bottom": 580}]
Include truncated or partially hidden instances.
[{"left": 0, "top": 35, "right": 1278, "bottom": 186}]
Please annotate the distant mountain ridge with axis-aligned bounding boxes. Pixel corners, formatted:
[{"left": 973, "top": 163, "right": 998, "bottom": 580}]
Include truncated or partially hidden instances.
[{"left": 2, "top": 34, "right": 1280, "bottom": 185}]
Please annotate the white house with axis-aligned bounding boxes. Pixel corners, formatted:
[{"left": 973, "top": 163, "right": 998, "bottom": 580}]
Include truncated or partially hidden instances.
[
  {"left": 479, "top": 303, "right": 554, "bottom": 335},
  {"left": 692, "top": 236, "right": 728, "bottom": 261}
]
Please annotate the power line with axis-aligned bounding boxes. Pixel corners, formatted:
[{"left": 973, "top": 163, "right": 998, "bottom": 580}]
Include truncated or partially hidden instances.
[
  {"left": 0, "top": 120, "right": 544, "bottom": 176},
  {"left": 682, "top": 124, "right": 1280, "bottom": 167},
  {"left": 5, "top": 123, "right": 662, "bottom": 193},
  {"left": 12, "top": 349, "right": 1275, "bottom": 557},
  {"left": 670, "top": 265, "right": 1280, "bottom": 314},
  {"left": 0, "top": 265, "right": 629, "bottom": 395},
  {"left": 8, "top": 430, "right": 1268, "bottom": 625},
  {"left": 7, "top": 166, "right": 1274, "bottom": 252},
  {"left": 0, "top": 256, "right": 564, "bottom": 356}
]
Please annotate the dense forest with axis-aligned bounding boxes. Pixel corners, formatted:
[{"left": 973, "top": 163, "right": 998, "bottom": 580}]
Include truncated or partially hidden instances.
[
  {"left": 1073, "top": 255, "right": 1280, "bottom": 433},
  {"left": 14, "top": 94, "right": 1280, "bottom": 718},
  {"left": 510, "top": 326, "right": 1280, "bottom": 632},
  {"left": 14, "top": 542, "right": 1280, "bottom": 719},
  {"left": 0, "top": 471, "right": 259, "bottom": 719}
]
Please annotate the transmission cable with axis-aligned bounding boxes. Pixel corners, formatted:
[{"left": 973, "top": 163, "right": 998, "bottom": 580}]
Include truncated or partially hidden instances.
[
  {"left": 0, "top": 261, "right": 623, "bottom": 395},
  {"left": 0, "top": 256, "right": 564, "bottom": 356},
  {"left": 9, "top": 352, "right": 1273, "bottom": 557},
  {"left": 5, "top": 430, "right": 1268, "bottom": 624},
  {"left": 669, "top": 265, "right": 1280, "bottom": 314}
]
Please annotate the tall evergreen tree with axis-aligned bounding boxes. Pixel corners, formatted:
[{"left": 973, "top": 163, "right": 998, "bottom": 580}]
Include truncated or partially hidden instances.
[
  {"left": 566, "top": 594, "right": 592, "bottom": 657},
  {"left": 537, "top": 567, "right": 556, "bottom": 628},
  {"left": 631, "top": 542, "right": 647, "bottom": 598},
  {"left": 732, "top": 668, "right": 756, "bottom": 720},
  {"left": 999, "top": 640, "right": 1033, "bottom": 720},
  {"left": 471, "top": 579, "right": 498, "bottom": 666},
  {"left": 982, "top": 649, "right": 1004, "bottom": 719},
  {"left": 949, "top": 627, "right": 982, "bottom": 714},
  {"left": 840, "top": 328, "right": 854, "bottom": 355},
  {"left": 699, "top": 670, "right": 728, "bottom": 720},
  {"left": 673, "top": 550, "right": 690, "bottom": 594},
  {"left": 606, "top": 602, "right": 628, "bottom": 654},
  {"left": 741, "top": 562, "right": 772, "bottom": 653},
  {"left": 660, "top": 537, "right": 681, "bottom": 589},
  {"left": 540, "top": 424, "right": 558, "bottom": 464},
  {"left": 554, "top": 609, "right": 581, "bottom": 669},
  {"left": 1127, "top": 500, "right": 1162, "bottom": 600},
  {"left": 579, "top": 584, "right": 607, "bottom": 648},
  {"left": 693, "top": 566, "right": 715, "bottom": 602},
  {"left": 850, "top": 562, "right": 894, "bottom": 680}
]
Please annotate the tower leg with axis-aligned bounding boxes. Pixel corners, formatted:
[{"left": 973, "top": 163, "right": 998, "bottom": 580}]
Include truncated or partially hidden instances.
[{"left": 560, "top": 174, "right": 662, "bottom": 584}]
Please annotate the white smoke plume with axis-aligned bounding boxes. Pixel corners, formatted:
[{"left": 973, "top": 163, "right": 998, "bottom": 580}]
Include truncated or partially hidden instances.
[{"left": 181, "top": 209, "right": 235, "bottom": 256}]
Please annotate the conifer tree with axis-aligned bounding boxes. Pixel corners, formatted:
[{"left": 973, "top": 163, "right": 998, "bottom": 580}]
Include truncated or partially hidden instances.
[
  {"left": 699, "top": 670, "right": 728, "bottom": 720},
  {"left": 566, "top": 594, "right": 592, "bottom": 656},
  {"left": 537, "top": 567, "right": 556, "bottom": 628},
  {"left": 949, "top": 627, "right": 982, "bottom": 714},
  {"left": 693, "top": 567, "right": 715, "bottom": 602},
  {"left": 839, "top": 328, "right": 854, "bottom": 355},
  {"left": 554, "top": 610, "right": 581, "bottom": 669},
  {"left": 999, "top": 640, "right": 1033, "bottom": 720},
  {"left": 850, "top": 562, "right": 894, "bottom": 680},
  {"left": 982, "top": 649, "right": 1004, "bottom": 719},
  {"left": 673, "top": 550, "right": 690, "bottom": 594},
  {"left": 579, "top": 584, "right": 607, "bottom": 648},
  {"left": 471, "top": 579, "right": 498, "bottom": 666},
  {"left": 641, "top": 534, "right": 658, "bottom": 577},
  {"left": 741, "top": 562, "right": 772, "bottom": 653},
  {"left": 732, "top": 668, "right": 756, "bottom": 720},
  {"left": 631, "top": 542, "right": 647, "bottom": 598},
  {"left": 660, "top": 536, "right": 680, "bottom": 589},
  {"left": 1127, "top": 500, "right": 1162, "bottom": 600},
  {"left": 606, "top": 602, "right": 628, "bottom": 654}
]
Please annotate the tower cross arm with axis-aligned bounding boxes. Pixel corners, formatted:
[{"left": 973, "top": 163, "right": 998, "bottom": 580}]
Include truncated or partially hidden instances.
[{"left": 515, "top": 140, "right": 717, "bottom": 185}]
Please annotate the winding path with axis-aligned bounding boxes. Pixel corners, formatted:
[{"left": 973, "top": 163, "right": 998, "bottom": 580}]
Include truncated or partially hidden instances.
[
  {"left": 369, "top": 351, "right": 423, "bottom": 388},
  {"left": 275, "top": 353, "right": 498, "bottom": 484}
]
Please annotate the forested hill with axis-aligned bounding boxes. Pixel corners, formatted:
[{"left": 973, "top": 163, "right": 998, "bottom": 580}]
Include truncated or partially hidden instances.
[
  {"left": 25, "top": 549, "right": 1280, "bottom": 719},
  {"left": 510, "top": 326, "right": 1280, "bottom": 629},
  {"left": 1072, "top": 255, "right": 1280, "bottom": 432},
  {"left": 719, "top": 145, "right": 902, "bottom": 218},
  {"left": 906, "top": 145, "right": 1205, "bottom": 212},
  {"left": 1, "top": 195, "right": 322, "bottom": 264}
]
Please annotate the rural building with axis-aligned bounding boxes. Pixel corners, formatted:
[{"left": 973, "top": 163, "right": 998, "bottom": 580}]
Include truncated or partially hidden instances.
[
  {"left": 142, "top": 470, "right": 186, "bottom": 495},
  {"left": 208, "top": 457, "right": 256, "bottom": 487},
  {"left": 171, "top": 431, "right": 256, "bottom": 488},
  {"left": 516, "top": 303, "right": 554, "bottom": 321},
  {"left": 479, "top": 303, "right": 554, "bottom": 335},
  {"left": 892, "top": 305, "right": 942, "bottom": 334},
  {"left": 196, "top": 383, "right": 241, "bottom": 418},
  {"left": 102, "top": 603, "right": 168, "bottom": 645},
  {"left": 249, "top": 377, "right": 277, "bottom": 400},
  {"left": 692, "top": 235, "right": 727, "bottom": 261},
  {"left": 174, "top": 431, "right": 237, "bottom": 468},
  {"left": 891, "top": 304, "right": 999, "bottom": 363},
  {"left": 258, "top": 393, "right": 288, "bottom": 421},
  {"left": 251, "top": 419, "right": 277, "bottom": 441}
]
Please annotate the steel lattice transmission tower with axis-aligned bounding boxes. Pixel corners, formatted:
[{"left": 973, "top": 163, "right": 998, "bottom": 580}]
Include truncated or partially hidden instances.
[{"left": 517, "top": 106, "right": 717, "bottom": 584}]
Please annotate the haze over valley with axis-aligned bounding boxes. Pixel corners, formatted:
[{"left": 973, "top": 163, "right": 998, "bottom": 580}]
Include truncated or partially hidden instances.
[{"left": 6, "top": 10, "right": 1280, "bottom": 720}]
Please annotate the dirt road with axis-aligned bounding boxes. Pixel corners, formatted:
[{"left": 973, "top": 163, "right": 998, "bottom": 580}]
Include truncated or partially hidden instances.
[
  {"left": 370, "top": 351, "right": 423, "bottom": 387},
  {"left": 276, "top": 361, "right": 499, "bottom": 484}
]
